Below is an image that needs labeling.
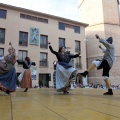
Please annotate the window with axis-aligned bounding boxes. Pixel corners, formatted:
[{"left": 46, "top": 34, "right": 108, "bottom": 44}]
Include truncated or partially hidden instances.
[
  {"left": 43, "top": 19, "right": 48, "bottom": 23},
  {"left": 40, "top": 52, "right": 48, "bottom": 67},
  {"left": 59, "top": 22, "right": 81, "bottom": 33},
  {"left": 0, "top": 9, "right": 7, "bottom": 19},
  {"left": 19, "top": 31, "right": 28, "bottom": 46},
  {"left": 76, "top": 56, "right": 82, "bottom": 69},
  {"left": 59, "top": 38, "right": 65, "bottom": 48},
  {"left": 20, "top": 13, "right": 48, "bottom": 24},
  {"left": 40, "top": 35, "right": 48, "bottom": 49},
  {"left": 32, "top": 16, "right": 37, "bottom": 21},
  {"left": 18, "top": 50, "right": 27, "bottom": 63},
  {"left": 0, "top": 48, "right": 4, "bottom": 56},
  {"left": 75, "top": 41, "right": 81, "bottom": 52},
  {"left": 59, "top": 22, "right": 65, "bottom": 30},
  {"left": 0, "top": 28, "right": 5, "bottom": 44},
  {"left": 26, "top": 15, "right": 31, "bottom": 19},
  {"left": 74, "top": 26, "right": 80, "bottom": 33},
  {"left": 20, "top": 14, "right": 25, "bottom": 18},
  {"left": 38, "top": 18, "right": 42, "bottom": 22}
]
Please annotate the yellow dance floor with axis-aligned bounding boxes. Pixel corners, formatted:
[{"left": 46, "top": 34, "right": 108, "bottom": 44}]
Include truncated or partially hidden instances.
[{"left": 0, "top": 88, "right": 120, "bottom": 120}]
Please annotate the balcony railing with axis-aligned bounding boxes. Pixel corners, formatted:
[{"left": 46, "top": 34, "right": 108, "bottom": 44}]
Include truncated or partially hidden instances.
[{"left": 39, "top": 60, "right": 48, "bottom": 67}]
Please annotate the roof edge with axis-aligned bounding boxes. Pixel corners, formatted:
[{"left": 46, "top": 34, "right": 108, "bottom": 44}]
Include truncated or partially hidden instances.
[{"left": 0, "top": 3, "right": 88, "bottom": 27}]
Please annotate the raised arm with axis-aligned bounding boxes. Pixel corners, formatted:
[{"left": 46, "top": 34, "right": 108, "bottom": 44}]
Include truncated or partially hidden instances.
[
  {"left": 95, "top": 34, "right": 111, "bottom": 48},
  {"left": 48, "top": 42, "right": 57, "bottom": 55},
  {"left": 99, "top": 38, "right": 111, "bottom": 48}
]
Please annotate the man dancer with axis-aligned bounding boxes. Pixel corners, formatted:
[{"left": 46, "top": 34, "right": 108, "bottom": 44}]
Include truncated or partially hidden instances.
[{"left": 79, "top": 35, "right": 115, "bottom": 95}]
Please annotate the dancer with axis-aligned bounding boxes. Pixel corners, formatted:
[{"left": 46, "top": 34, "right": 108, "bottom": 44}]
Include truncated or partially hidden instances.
[
  {"left": 0, "top": 42, "right": 16, "bottom": 74},
  {"left": 79, "top": 35, "right": 115, "bottom": 95},
  {"left": 0, "top": 42, "right": 17, "bottom": 95},
  {"left": 48, "top": 42, "right": 80, "bottom": 94},
  {"left": 17, "top": 57, "right": 36, "bottom": 92}
]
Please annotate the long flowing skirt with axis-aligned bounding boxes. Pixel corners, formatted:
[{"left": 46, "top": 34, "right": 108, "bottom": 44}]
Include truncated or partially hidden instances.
[
  {"left": 0, "top": 61, "right": 13, "bottom": 75},
  {"left": 20, "top": 69, "right": 32, "bottom": 88},
  {"left": 0, "top": 67, "right": 16, "bottom": 92},
  {"left": 56, "top": 64, "right": 76, "bottom": 91}
]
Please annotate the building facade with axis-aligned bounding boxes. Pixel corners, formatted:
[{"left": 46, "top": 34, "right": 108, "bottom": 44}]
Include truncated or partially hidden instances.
[
  {"left": 0, "top": 3, "right": 88, "bottom": 87},
  {"left": 79, "top": 0, "right": 120, "bottom": 85}
]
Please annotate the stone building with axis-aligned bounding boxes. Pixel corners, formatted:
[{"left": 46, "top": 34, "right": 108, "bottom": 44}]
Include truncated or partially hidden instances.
[{"left": 78, "top": 0, "right": 120, "bottom": 85}]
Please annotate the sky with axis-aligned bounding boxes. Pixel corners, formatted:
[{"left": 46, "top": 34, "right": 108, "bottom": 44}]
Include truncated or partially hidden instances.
[{"left": 0, "top": 0, "right": 80, "bottom": 21}]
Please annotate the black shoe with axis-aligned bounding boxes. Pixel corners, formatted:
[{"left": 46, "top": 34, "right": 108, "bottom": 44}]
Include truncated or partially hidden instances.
[
  {"left": 79, "top": 71, "right": 88, "bottom": 78},
  {"left": 24, "top": 90, "right": 28, "bottom": 92},
  {"left": 24, "top": 88, "right": 28, "bottom": 92},
  {"left": 103, "top": 89, "right": 113, "bottom": 95},
  {"left": 6, "top": 90, "right": 10, "bottom": 95},
  {"left": 63, "top": 91, "right": 69, "bottom": 94}
]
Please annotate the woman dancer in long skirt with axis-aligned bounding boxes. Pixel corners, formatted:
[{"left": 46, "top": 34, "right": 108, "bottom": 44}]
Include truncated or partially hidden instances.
[
  {"left": 49, "top": 42, "right": 80, "bottom": 94},
  {"left": 17, "top": 57, "right": 36, "bottom": 92},
  {"left": 0, "top": 42, "right": 17, "bottom": 95}
]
